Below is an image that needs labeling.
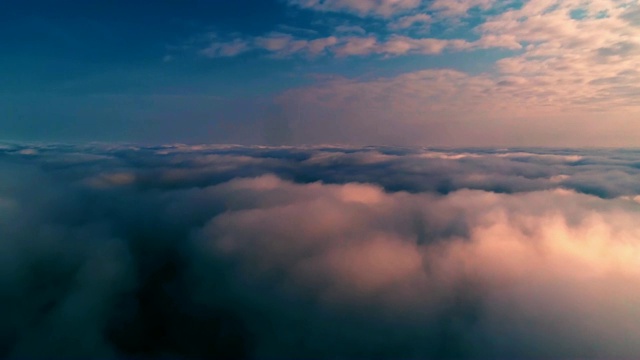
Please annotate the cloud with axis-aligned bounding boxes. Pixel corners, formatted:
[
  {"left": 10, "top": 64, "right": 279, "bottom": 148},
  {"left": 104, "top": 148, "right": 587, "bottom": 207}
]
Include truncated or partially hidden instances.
[
  {"left": 195, "top": 0, "right": 640, "bottom": 139},
  {"left": 287, "top": 0, "right": 422, "bottom": 17},
  {"left": 286, "top": 0, "right": 510, "bottom": 18},
  {"left": 2, "top": 144, "right": 640, "bottom": 358},
  {"left": 200, "top": 38, "right": 252, "bottom": 57},
  {"left": 201, "top": 32, "right": 338, "bottom": 58},
  {"left": 274, "top": 16, "right": 640, "bottom": 146},
  {"left": 192, "top": 0, "right": 527, "bottom": 60},
  {"left": 622, "top": 5, "right": 640, "bottom": 26},
  {"left": 198, "top": 176, "right": 640, "bottom": 357},
  {"left": 429, "top": 0, "right": 499, "bottom": 18},
  {"left": 335, "top": 24, "right": 367, "bottom": 34},
  {"left": 276, "top": 24, "right": 320, "bottom": 36},
  {"left": 479, "top": 0, "right": 640, "bottom": 108},
  {"left": 195, "top": 0, "right": 639, "bottom": 104},
  {"left": 199, "top": 31, "right": 520, "bottom": 59},
  {"left": 388, "top": 13, "right": 432, "bottom": 30}
]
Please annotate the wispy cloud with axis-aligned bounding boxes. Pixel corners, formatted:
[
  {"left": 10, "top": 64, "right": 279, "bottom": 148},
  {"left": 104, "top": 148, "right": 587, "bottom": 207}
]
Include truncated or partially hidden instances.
[
  {"left": 287, "top": 0, "right": 422, "bottom": 17},
  {"left": 388, "top": 13, "right": 432, "bottom": 30},
  {"left": 199, "top": 32, "right": 518, "bottom": 59},
  {"left": 200, "top": 38, "right": 252, "bottom": 57}
]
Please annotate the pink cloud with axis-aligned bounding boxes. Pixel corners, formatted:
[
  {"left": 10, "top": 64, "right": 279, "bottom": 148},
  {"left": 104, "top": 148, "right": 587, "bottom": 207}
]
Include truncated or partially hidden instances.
[
  {"left": 194, "top": 174, "right": 640, "bottom": 355},
  {"left": 287, "top": 0, "right": 422, "bottom": 17}
]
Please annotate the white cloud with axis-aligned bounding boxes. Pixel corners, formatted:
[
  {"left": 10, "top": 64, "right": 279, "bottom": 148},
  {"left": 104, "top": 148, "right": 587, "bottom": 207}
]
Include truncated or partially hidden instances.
[
  {"left": 331, "top": 36, "right": 379, "bottom": 55},
  {"left": 200, "top": 32, "right": 521, "bottom": 59},
  {"left": 388, "top": 13, "right": 432, "bottom": 30},
  {"left": 197, "top": 174, "right": 640, "bottom": 356},
  {"left": 288, "top": 0, "right": 510, "bottom": 18},
  {"left": 478, "top": 0, "right": 640, "bottom": 107},
  {"left": 277, "top": 65, "right": 640, "bottom": 146},
  {"left": 8, "top": 145, "right": 640, "bottom": 357},
  {"left": 194, "top": 0, "right": 640, "bottom": 146},
  {"left": 287, "top": 0, "right": 422, "bottom": 17},
  {"left": 429, "top": 0, "right": 498, "bottom": 18},
  {"left": 257, "top": 0, "right": 640, "bottom": 145},
  {"left": 200, "top": 38, "right": 251, "bottom": 57}
]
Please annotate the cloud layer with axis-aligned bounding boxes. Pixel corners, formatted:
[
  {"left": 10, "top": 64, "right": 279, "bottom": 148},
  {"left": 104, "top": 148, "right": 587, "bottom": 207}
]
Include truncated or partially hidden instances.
[{"left": 2, "top": 143, "right": 640, "bottom": 358}]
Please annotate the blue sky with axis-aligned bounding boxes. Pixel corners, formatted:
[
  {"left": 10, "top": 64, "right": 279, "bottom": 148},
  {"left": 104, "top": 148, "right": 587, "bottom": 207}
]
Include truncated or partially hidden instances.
[{"left": 1, "top": 0, "right": 639, "bottom": 145}]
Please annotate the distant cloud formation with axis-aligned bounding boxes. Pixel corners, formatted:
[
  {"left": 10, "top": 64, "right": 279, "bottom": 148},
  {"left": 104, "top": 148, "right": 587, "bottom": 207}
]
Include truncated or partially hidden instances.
[
  {"left": 186, "top": 0, "right": 640, "bottom": 146},
  {"left": 2, "top": 143, "right": 640, "bottom": 358},
  {"left": 199, "top": 32, "right": 506, "bottom": 58},
  {"left": 286, "top": 0, "right": 422, "bottom": 17}
]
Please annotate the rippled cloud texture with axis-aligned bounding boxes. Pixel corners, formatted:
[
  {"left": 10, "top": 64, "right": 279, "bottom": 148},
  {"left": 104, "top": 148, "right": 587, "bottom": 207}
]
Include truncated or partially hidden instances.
[{"left": 2, "top": 143, "right": 640, "bottom": 358}]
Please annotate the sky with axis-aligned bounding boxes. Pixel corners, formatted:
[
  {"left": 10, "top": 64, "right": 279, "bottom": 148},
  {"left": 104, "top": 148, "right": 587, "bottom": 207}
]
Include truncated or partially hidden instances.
[
  {"left": 3, "top": 2, "right": 640, "bottom": 356},
  {"left": 1, "top": 0, "right": 639, "bottom": 146}
]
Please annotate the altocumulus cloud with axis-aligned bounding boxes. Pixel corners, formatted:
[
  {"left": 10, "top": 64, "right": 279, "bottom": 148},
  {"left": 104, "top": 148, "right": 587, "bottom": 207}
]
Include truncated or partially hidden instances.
[{"left": 1, "top": 143, "right": 640, "bottom": 358}]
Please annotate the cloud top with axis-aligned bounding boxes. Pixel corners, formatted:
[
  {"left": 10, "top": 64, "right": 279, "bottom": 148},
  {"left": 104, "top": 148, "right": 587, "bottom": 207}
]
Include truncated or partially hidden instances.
[{"left": 2, "top": 143, "right": 640, "bottom": 358}]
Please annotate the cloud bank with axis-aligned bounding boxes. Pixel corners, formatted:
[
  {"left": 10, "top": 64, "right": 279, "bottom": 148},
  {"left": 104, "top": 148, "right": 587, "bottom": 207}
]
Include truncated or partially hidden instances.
[{"left": 1, "top": 143, "right": 640, "bottom": 358}]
